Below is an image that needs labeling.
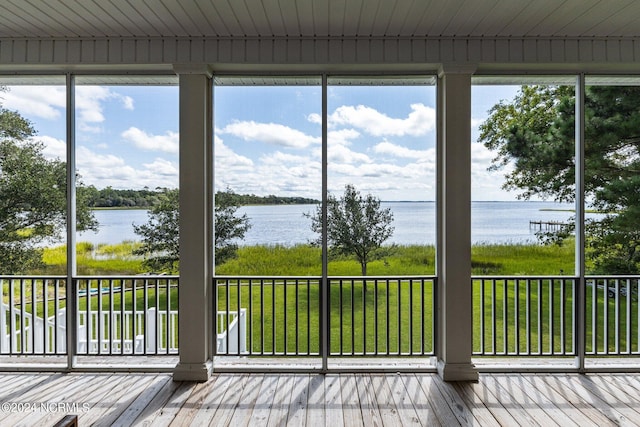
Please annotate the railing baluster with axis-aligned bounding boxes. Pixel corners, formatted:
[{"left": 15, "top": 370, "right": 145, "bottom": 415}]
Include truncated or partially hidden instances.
[
  {"left": 236, "top": 277, "right": 241, "bottom": 356},
  {"left": 525, "top": 278, "right": 531, "bottom": 356},
  {"left": 625, "top": 279, "right": 631, "bottom": 355},
  {"left": 54, "top": 279, "right": 60, "bottom": 354},
  {"left": 491, "top": 279, "right": 496, "bottom": 355},
  {"left": 385, "top": 279, "right": 391, "bottom": 356},
  {"left": 479, "top": 279, "right": 485, "bottom": 355},
  {"left": 307, "top": 278, "right": 311, "bottom": 355},
  {"left": 31, "top": 279, "right": 37, "bottom": 354},
  {"left": 295, "top": 278, "right": 299, "bottom": 355},
  {"left": 20, "top": 278, "right": 26, "bottom": 353},
  {"left": 560, "top": 278, "right": 565, "bottom": 355},
  {"left": 362, "top": 278, "right": 366, "bottom": 356},
  {"left": 420, "top": 279, "right": 425, "bottom": 355},
  {"left": 374, "top": 278, "right": 379, "bottom": 356},
  {"left": 548, "top": 279, "right": 556, "bottom": 354},
  {"left": 536, "top": 279, "right": 542, "bottom": 355},
  {"left": 613, "top": 280, "right": 620, "bottom": 354},
  {"left": 503, "top": 279, "right": 508, "bottom": 355},
  {"left": 350, "top": 279, "right": 355, "bottom": 355},
  {"left": 397, "top": 279, "right": 401, "bottom": 355},
  {"left": 271, "top": 279, "right": 276, "bottom": 355},
  {"left": 409, "top": 279, "right": 414, "bottom": 355},
  {"left": 603, "top": 279, "right": 608, "bottom": 355},
  {"left": 247, "top": 278, "right": 252, "bottom": 355},
  {"left": 514, "top": 279, "right": 519, "bottom": 356}
]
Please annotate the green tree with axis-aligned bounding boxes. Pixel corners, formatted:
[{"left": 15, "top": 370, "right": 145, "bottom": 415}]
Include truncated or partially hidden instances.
[
  {"left": 214, "top": 190, "right": 251, "bottom": 265},
  {"left": 133, "top": 189, "right": 180, "bottom": 272},
  {"left": 307, "top": 184, "right": 394, "bottom": 276},
  {"left": 133, "top": 188, "right": 251, "bottom": 272},
  {"left": 480, "top": 84, "right": 640, "bottom": 273},
  {"left": 0, "top": 88, "right": 97, "bottom": 273}
]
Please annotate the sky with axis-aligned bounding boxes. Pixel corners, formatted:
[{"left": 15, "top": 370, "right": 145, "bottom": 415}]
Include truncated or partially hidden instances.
[{"left": 0, "top": 78, "right": 524, "bottom": 201}]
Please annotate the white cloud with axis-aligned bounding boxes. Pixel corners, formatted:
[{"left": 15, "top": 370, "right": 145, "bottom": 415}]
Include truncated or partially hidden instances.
[
  {"left": 32, "top": 135, "right": 66, "bottom": 160},
  {"left": 121, "top": 95, "right": 134, "bottom": 110},
  {"left": 76, "top": 86, "right": 134, "bottom": 125},
  {"left": 1, "top": 85, "right": 134, "bottom": 131},
  {"left": 471, "top": 118, "right": 485, "bottom": 128},
  {"left": 328, "top": 103, "right": 436, "bottom": 137},
  {"left": 328, "top": 129, "right": 360, "bottom": 146},
  {"left": 121, "top": 127, "right": 179, "bottom": 154},
  {"left": 75, "top": 146, "right": 178, "bottom": 189},
  {"left": 471, "top": 141, "right": 518, "bottom": 200},
  {"left": 328, "top": 144, "right": 372, "bottom": 164},
  {"left": 307, "top": 113, "right": 322, "bottom": 124},
  {"left": 1, "top": 86, "right": 65, "bottom": 119},
  {"left": 142, "top": 158, "right": 179, "bottom": 177},
  {"left": 373, "top": 141, "right": 429, "bottom": 160},
  {"left": 220, "top": 121, "right": 320, "bottom": 149},
  {"left": 214, "top": 135, "right": 254, "bottom": 170}
]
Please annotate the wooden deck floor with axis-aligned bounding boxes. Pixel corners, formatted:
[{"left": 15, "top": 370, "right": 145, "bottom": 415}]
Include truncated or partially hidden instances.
[{"left": 1, "top": 371, "right": 640, "bottom": 426}]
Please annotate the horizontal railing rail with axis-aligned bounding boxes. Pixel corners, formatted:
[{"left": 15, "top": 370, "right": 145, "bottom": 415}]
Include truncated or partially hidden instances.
[{"left": 214, "top": 275, "right": 436, "bottom": 358}]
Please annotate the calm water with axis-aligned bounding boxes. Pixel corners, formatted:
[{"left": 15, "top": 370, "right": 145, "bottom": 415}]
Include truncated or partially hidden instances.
[{"left": 77, "top": 201, "right": 595, "bottom": 246}]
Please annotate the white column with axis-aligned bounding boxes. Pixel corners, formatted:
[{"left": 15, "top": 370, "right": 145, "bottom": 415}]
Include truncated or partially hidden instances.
[
  {"left": 436, "top": 65, "right": 479, "bottom": 381},
  {"left": 173, "top": 65, "right": 213, "bottom": 382},
  {"left": 66, "top": 73, "right": 77, "bottom": 369}
]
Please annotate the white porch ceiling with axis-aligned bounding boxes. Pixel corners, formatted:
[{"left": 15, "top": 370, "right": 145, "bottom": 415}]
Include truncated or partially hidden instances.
[{"left": 0, "top": 0, "right": 638, "bottom": 40}]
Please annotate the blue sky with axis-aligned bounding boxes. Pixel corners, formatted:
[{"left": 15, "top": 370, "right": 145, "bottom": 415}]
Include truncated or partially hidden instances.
[{"left": 1, "top": 79, "right": 523, "bottom": 200}]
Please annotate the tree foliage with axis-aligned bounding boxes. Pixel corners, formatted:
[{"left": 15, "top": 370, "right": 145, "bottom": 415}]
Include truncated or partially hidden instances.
[
  {"left": 0, "top": 88, "right": 96, "bottom": 273},
  {"left": 308, "top": 184, "right": 394, "bottom": 276},
  {"left": 480, "top": 84, "right": 640, "bottom": 273},
  {"left": 214, "top": 190, "right": 252, "bottom": 265},
  {"left": 133, "top": 189, "right": 251, "bottom": 272},
  {"left": 81, "top": 185, "right": 171, "bottom": 208},
  {"left": 132, "top": 189, "right": 180, "bottom": 272}
]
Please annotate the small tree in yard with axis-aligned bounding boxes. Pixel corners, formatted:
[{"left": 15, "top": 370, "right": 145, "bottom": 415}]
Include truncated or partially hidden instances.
[
  {"left": 133, "top": 188, "right": 250, "bottom": 272},
  {"left": 308, "top": 184, "right": 394, "bottom": 276},
  {"left": 133, "top": 189, "right": 179, "bottom": 272}
]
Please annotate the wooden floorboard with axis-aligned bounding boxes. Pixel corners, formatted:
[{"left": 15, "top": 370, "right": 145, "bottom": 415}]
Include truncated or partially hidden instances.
[{"left": 1, "top": 372, "right": 640, "bottom": 426}]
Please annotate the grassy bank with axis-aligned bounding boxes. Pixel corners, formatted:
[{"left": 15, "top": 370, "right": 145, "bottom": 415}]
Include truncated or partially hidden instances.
[
  {"left": 40, "top": 241, "right": 145, "bottom": 275},
  {"left": 38, "top": 241, "right": 575, "bottom": 276},
  {"left": 216, "top": 242, "right": 574, "bottom": 276}
]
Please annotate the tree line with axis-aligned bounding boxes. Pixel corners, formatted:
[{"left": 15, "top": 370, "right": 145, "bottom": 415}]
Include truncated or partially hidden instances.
[{"left": 80, "top": 186, "right": 319, "bottom": 208}]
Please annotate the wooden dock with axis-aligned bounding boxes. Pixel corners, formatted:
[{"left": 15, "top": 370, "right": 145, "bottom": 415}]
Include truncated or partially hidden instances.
[{"left": 529, "top": 220, "right": 568, "bottom": 231}]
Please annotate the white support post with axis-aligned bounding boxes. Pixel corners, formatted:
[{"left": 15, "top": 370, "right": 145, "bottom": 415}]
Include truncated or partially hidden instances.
[
  {"left": 173, "top": 65, "right": 213, "bottom": 382},
  {"left": 66, "top": 73, "right": 77, "bottom": 370},
  {"left": 575, "top": 74, "right": 586, "bottom": 372},
  {"left": 436, "top": 65, "right": 479, "bottom": 382}
]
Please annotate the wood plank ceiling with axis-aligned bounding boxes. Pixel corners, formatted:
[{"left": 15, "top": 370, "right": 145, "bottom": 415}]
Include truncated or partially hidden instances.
[{"left": 0, "top": 0, "right": 638, "bottom": 40}]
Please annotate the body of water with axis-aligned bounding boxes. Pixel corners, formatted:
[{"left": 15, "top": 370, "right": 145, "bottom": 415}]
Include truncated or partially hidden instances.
[{"left": 77, "top": 201, "right": 600, "bottom": 247}]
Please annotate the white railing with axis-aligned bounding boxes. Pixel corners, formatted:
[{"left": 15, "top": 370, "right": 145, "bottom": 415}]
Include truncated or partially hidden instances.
[
  {"left": 1, "top": 303, "right": 179, "bottom": 355},
  {"left": 216, "top": 309, "right": 247, "bottom": 355},
  {"left": 75, "top": 308, "right": 179, "bottom": 354},
  {"left": 2, "top": 275, "right": 246, "bottom": 358}
]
